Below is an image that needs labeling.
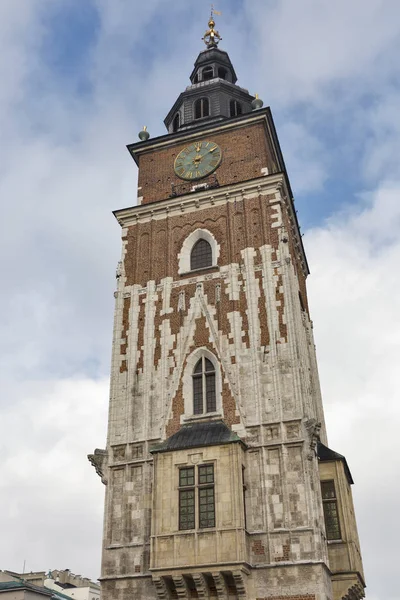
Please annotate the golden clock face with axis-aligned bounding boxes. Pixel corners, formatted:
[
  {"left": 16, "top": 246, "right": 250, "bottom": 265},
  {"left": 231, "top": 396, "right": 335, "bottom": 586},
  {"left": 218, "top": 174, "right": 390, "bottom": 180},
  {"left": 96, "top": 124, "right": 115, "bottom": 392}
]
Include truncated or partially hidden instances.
[{"left": 174, "top": 140, "right": 222, "bottom": 180}]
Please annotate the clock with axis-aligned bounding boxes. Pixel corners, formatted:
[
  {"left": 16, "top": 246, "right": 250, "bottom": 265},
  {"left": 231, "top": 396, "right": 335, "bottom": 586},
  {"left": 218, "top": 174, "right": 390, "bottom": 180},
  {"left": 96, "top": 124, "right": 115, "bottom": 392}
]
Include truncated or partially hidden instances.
[{"left": 174, "top": 140, "right": 222, "bottom": 180}]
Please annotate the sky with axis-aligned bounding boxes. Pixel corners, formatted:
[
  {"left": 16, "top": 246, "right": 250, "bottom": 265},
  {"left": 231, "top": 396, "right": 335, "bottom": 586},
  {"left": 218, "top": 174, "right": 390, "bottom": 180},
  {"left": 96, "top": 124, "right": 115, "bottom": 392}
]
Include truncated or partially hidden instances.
[{"left": 0, "top": 1, "right": 399, "bottom": 598}]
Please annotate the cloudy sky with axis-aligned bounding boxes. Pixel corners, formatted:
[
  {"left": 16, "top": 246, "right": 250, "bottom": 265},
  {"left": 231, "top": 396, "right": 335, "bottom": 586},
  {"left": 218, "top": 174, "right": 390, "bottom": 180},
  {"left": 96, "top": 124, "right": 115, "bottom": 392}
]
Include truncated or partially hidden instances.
[{"left": 0, "top": 1, "right": 399, "bottom": 598}]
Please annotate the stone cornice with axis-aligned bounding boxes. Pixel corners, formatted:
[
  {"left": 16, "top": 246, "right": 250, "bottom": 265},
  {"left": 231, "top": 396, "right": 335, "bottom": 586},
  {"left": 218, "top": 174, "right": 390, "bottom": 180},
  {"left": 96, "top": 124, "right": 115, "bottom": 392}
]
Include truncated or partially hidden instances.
[
  {"left": 114, "top": 173, "right": 309, "bottom": 276},
  {"left": 114, "top": 173, "right": 284, "bottom": 226},
  {"left": 127, "top": 107, "right": 272, "bottom": 164}
]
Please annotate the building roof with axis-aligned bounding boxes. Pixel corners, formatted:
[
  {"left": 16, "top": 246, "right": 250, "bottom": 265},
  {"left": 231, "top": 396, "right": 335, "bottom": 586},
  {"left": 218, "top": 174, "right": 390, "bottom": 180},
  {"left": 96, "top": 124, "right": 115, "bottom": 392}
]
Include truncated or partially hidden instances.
[
  {"left": 0, "top": 580, "right": 76, "bottom": 600},
  {"left": 0, "top": 581, "right": 52, "bottom": 596},
  {"left": 317, "top": 441, "right": 354, "bottom": 484},
  {"left": 151, "top": 420, "right": 245, "bottom": 454}
]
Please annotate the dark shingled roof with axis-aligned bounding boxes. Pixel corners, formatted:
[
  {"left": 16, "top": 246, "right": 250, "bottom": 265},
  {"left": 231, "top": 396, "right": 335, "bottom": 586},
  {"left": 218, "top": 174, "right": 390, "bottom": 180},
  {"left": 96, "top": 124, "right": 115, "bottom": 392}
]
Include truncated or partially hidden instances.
[
  {"left": 317, "top": 442, "right": 354, "bottom": 484},
  {"left": 151, "top": 420, "right": 244, "bottom": 454}
]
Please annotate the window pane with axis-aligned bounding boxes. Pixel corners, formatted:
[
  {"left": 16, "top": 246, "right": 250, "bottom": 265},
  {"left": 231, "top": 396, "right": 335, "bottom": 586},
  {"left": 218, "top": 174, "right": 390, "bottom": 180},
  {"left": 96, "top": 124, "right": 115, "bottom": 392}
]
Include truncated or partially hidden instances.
[
  {"left": 191, "top": 239, "right": 212, "bottom": 270},
  {"left": 193, "top": 376, "right": 203, "bottom": 414},
  {"left": 199, "top": 487, "right": 215, "bottom": 528},
  {"left": 321, "top": 480, "right": 336, "bottom": 500},
  {"left": 323, "top": 501, "right": 341, "bottom": 540},
  {"left": 206, "top": 373, "right": 216, "bottom": 412},
  {"left": 179, "top": 489, "right": 195, "bottom": 530},
  {"left": 194, "top": 359, "right": 203, "bottom": 374},
  {"left": 204, "top": 358, "right": 214, "bottom": 373},
  {"left": 179, "top": 467, "right": 195, "bottom": 487},
  {"left": 199, "top": 464, "right": 214, "bottom": 484}
]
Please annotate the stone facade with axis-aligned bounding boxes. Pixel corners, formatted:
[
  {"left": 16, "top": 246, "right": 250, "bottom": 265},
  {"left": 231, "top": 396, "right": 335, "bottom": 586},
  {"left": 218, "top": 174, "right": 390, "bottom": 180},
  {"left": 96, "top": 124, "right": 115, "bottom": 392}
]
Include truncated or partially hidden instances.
[{"left": 90, "top": 51, "right": 365, "bottom": 600}]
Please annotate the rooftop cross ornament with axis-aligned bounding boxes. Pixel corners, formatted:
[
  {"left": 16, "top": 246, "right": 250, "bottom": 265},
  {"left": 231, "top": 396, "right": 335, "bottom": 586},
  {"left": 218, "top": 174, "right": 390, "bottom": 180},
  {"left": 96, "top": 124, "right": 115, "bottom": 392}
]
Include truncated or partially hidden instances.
[{"left": 202, "top": 6, "right": 222, "bottom": 48}]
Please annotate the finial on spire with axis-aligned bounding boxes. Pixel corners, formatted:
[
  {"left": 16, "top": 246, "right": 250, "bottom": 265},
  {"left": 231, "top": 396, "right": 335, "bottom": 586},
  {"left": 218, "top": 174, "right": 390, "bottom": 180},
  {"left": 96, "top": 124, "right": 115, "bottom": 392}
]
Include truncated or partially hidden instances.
[{"left": 202, "top": 5, "right": 222, "bottom": 48}]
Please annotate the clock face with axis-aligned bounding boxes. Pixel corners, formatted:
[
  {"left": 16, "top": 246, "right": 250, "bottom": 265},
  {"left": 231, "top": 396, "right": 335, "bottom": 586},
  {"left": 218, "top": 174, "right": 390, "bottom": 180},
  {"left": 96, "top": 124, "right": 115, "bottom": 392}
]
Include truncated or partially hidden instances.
[{"left": 174, "top": 140, "right": 222, "bottom": 180}]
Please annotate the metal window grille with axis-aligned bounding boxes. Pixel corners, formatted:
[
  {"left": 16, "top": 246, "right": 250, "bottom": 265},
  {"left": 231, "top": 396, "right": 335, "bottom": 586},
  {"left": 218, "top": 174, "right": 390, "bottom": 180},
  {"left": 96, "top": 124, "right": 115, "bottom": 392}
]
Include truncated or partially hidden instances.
[
  {"left": 199, "top": 486, "right": 215, "bottom": 528},
  {"left": 179, "top": 467, "right": 195, "bottom": 530},
  {"left": 321, "top": 480, "right": 341, "bottom": 541},
  {"left": 179, "top": 489, "right": 195, "bottom": 530},
  {"left": 179, "top": 465, "right": 215, "bottom": 530},
  {"left": 198, "top": 464, "right": 214, "bottom": 484},
  {"left": 190, "top": 239, "right": 212, "bottom": 270},
  {"left": 192, "top": 357, "right": 216, "bottom": 415}
]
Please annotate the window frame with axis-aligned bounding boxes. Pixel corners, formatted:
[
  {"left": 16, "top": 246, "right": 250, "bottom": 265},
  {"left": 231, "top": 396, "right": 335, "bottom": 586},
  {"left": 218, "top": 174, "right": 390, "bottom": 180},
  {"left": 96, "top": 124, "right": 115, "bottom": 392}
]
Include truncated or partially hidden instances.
[
  {"left": 172, "top": 112, "right": 180, "bottom": 132},
  {"left": 192, "top": 356, "right": 217, "bottom": 415},
  {"left": 178, "top": 229, "right": 220, "bottom": 275},
  {"left": 229, "top": 99, "right": 242, "bottom": 117},
  {"left": 178, "top": 464, "right": 216, "bottom": 531},
  {"left": 182, "top": 349, "right": 222, "bottom": 421},
  {"left": 321, "top": 479, "right": 342, "bottom": 541},
  {"left": 194, "top": 97, "right": 210, "bottom": 120},
  {"left": 190, "top": 238, "right": 213, "bottom": 271}
]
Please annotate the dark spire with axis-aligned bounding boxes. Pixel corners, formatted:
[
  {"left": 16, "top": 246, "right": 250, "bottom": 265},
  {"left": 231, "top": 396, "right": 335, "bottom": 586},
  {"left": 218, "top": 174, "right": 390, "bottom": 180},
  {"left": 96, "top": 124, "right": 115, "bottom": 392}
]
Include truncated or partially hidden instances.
[{"left": 164, "top": 12, "right": 256, "bottom": 134}]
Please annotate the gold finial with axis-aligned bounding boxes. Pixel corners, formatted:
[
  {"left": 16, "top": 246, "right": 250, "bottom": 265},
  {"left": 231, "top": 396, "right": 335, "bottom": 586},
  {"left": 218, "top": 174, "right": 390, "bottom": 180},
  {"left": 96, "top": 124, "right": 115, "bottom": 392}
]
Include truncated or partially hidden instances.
[
  {"left": 138, "top": 125, "right": 150, "bottom": 141},
  {"left": 202, "top": 5, "right": 222, "bottom": 48}
]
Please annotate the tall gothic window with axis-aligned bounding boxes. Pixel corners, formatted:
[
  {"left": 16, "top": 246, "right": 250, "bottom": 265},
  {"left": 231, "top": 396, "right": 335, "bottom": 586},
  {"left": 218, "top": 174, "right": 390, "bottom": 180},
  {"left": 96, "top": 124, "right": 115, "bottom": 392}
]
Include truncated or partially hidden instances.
[
  {"left": 190, "top": 239, "right": 212, "bottom": 270},
  {"left": 193, "top": 357, "right": 216, "bottom": 414},
  {"left": 230, "top": 99, "right": 242, "bottom": 117},
  {"left": 321, "top": 480, "right": 342, "bottom": 541},
  {"left": 195, "top": 97, "right": 210, "bottom": 119}
]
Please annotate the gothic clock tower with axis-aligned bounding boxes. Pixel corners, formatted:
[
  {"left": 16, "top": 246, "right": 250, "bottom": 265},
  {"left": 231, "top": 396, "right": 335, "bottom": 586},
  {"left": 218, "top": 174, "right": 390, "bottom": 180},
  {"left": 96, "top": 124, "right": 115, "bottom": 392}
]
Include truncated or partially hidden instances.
[{"left": 89, "top": 13, "right": 365, "bottom": 600}]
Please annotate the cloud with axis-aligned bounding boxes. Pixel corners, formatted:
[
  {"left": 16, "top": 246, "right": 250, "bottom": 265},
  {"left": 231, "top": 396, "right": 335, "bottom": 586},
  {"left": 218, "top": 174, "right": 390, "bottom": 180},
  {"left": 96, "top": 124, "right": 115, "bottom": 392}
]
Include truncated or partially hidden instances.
[
  {"left": 0, "top": 378, "right": 108, "bottom": 577},
  {"left": 306, "top": 180, "right": 400, "bottom": 599},
  {"left": 0, "top": 1, "right": 400, "bottom": 598}
]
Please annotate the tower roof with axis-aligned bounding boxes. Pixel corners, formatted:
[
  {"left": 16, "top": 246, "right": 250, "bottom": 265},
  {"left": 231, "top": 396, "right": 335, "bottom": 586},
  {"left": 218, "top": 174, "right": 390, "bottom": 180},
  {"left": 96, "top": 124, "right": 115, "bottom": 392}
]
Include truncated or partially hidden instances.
[{"left": 164, "top": 12, "right": 255, "bottom": 134}]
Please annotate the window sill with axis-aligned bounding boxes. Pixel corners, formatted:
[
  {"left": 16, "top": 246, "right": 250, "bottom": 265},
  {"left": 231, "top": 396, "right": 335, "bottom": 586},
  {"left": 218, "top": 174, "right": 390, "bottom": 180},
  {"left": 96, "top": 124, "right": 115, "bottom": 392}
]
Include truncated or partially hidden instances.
[
  {"left": 183, "top": 412, "right": 223, "bottom": 424},
  {"left": 179, "top": 265, "right": 218, "bottom": 277}
]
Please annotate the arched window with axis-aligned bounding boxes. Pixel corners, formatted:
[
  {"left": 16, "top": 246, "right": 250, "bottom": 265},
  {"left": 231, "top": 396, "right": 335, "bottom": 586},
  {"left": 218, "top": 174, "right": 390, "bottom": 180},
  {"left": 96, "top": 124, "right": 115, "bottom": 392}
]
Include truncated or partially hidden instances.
[
  {"left": 218, "top": 67, "right": 227, "bottom": 80},
  {"left": 195, "top": 97, "right": 210, "bottom": 119},
  {"left": 193, "top": 357, "right": 216, "bottom": 414},
  {"left": 202, "top": 66, "right": 214, "bottom": 81},
  {"left": 230, "top": 99, "right": 242, "bottom": 117},
  {"left": 190, "top": 239, "right": 212, "bottom": 270},
  {"left": 173, "top": 113, "right": 180, "bottom": 132}
]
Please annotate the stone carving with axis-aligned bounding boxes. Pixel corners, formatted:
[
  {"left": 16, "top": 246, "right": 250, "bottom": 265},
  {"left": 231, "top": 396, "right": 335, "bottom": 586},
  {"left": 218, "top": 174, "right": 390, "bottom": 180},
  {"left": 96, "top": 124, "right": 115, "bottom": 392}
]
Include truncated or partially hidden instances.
[
  {"left": 172, "top": 575, "right": 190, "bottom": 599},
  {"left": 113, "top": 444, "right": 126, "bottom": 461},
  {"left": 232, "top": 570, "right": 247, "bottom": 598},
  {"left": 305, "top": 418, "right": 321, "bottom": 460},
  {"left": 286, "top": 422, "right": 300, "bottom": 439},
  {"left": 87, "top": 449, "right": 108, "bottom": 485},
  {"left": 192, "top": 573, "right": 210, "bottom": 599},
  {"left": 264, "top": 425, "right": 280, "bottom": 441},
  {"left": 152, "top": 575, "right": 170, "bottom": 599},
  {"left": 343, "top": 582, "right": 365, "bottom": 600},
  {"left": 212, "top": 573, "right": 228, "bottom": 600}
]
